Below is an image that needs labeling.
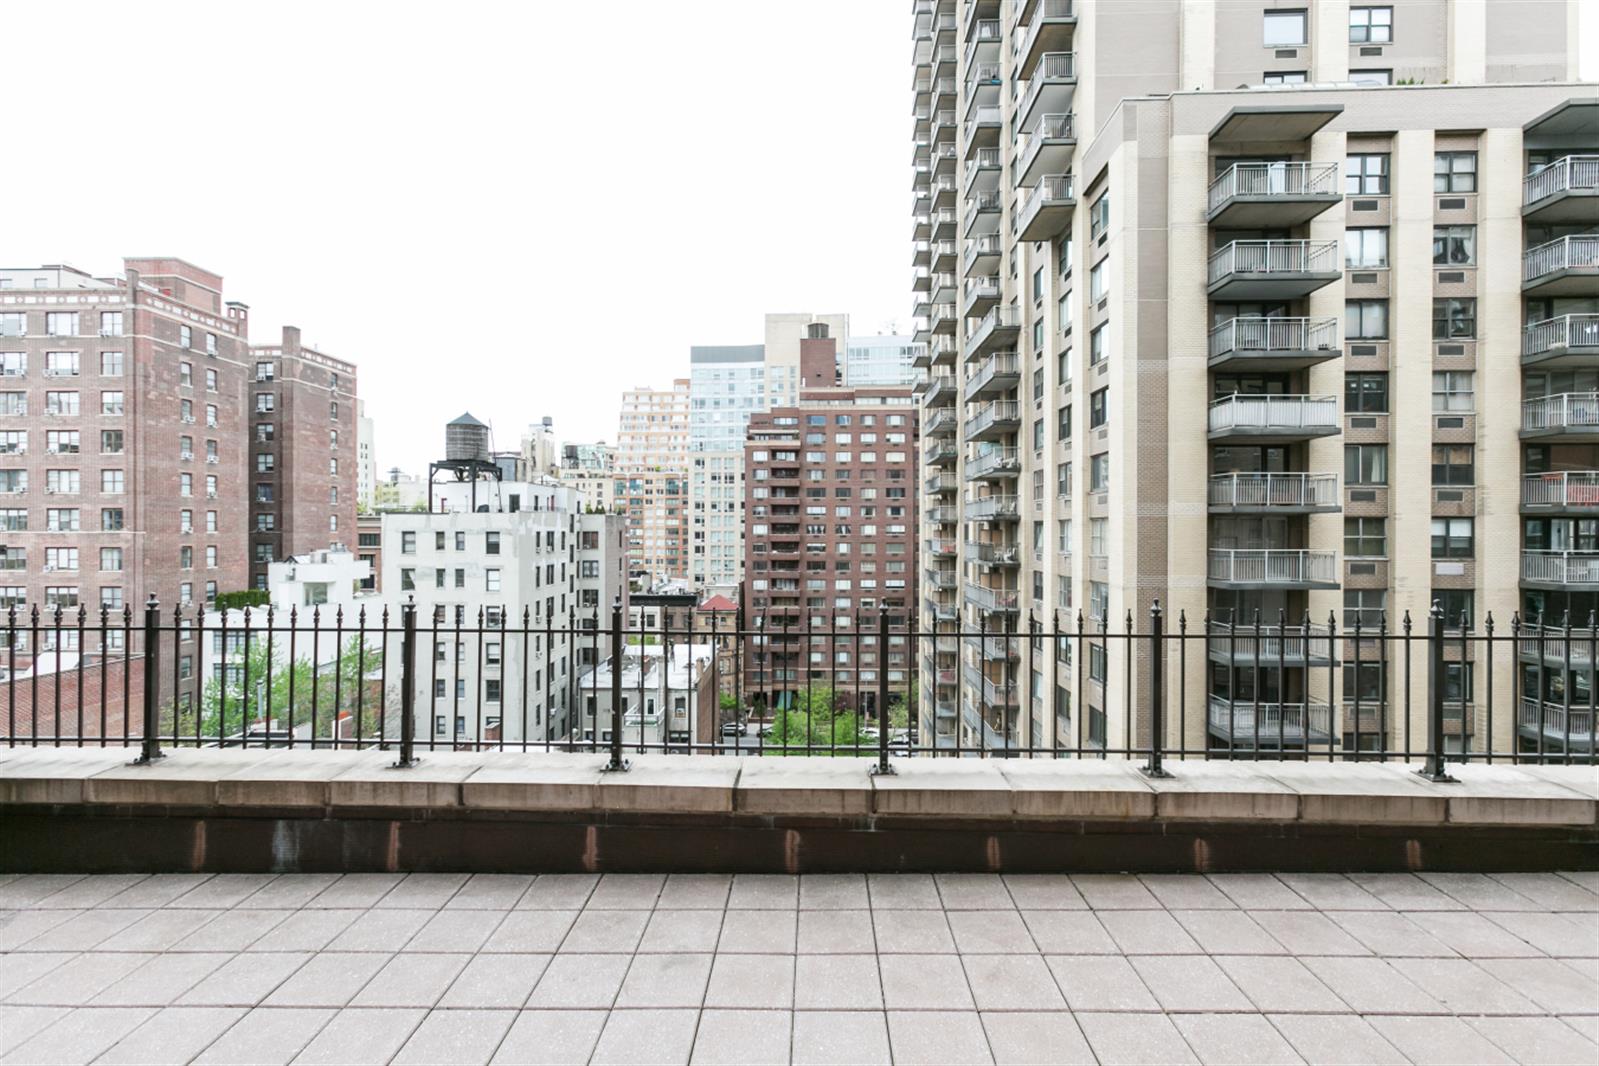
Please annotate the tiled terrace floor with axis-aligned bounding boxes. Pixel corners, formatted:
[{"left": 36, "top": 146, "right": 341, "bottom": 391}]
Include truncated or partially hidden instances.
[{"left": 0, "top": 871, "right": 1596, "bottom": 1065}]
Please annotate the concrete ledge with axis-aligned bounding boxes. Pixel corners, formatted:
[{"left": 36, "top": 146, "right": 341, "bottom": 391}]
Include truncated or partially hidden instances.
[
  {"left": 1441, "top": 764, "right": 1597, "bottom": 826},
  {"left": 1146, "top": 762, "right": 1300, "bottom": 821},
  {"left": 735, "top": 757, "right": 875, "bottom": 816},
  {"left": 216, "top": 751, "right": 372, "bottom": 807},
  {"left": 80, "top": 749, "right": 265, "bottom": 807},
  {"left": 868, "top": 759, "right": 1012, "bottom": 818},
  {"left": 327, "top": 752, "right": 477, "bottom": 808},
  {"left": 1000, "top": 759, "right": 1155, "bottom": 819},
  {"left": 0, "top": 748, "right": 136, "bottom": 805},
  {"left": 596, "top": 755, "right": 739, "bottom": 814},
  {"left": 1262, "top": 762, "right": 1450, "bottom": 825},
  {"left": 460, "top": 752, "right": 606, "bottom": 811}
]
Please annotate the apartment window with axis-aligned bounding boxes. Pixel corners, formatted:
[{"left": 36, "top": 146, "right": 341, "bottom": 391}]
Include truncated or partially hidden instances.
[
  {"left": 1344, "top": 589, "right": 1387, "bottom": 629},
  {"left": 1431, "top": 517, "right": 1474, "bottom": 559},
  {"left": 1350, "top": 69, "right": 1392, "bottom": 86},
  {"left": 99, "top": 351, "right": 123, "bottom": 376},
  {"left": 1435, "top": 589, "right": 1474, "bottom": 629},
  {"left": 255, "top": 393, "right": 275, "bottom": 413},
  {"left": 1089, "top": 453, "right": 1109, "bottom": 492},
  {"left": 1057, "top": 404, "right": 1072, "bottom": 440},
  {"left": 180, "top": 399, "right": 193, "bottom": 423},
  {"left": 0, "top": 353, "right": 23, "bottom": 378},
  {"left": 1431, "top": 444, "right": 1474, "bottom": 487},
  {"left": 1433, "top": 225, "right": 1476, "bottom": 266},
  {"left": 1032, "top": 267, "right": 1044, "bottom": 303},
  {"left": 1031, "top": 318, "right": 1043, "bottom": 351},
  {"left": 1089, "top": 388, "right": 1108, "bottom": 428},
  {"left": 45, "top": 351, "right": 79, "bottom": 376},
  {"left": 205, "top": 475, "right": 217, "bottom": 498},
  {"left": 1346, "top": 153, "right": 1389, "bottom": 195},
  {"left": 0, "top": 313, "right": 21, "bottom": 337},
  {"left": 205, "top": 333, "right": 217, "bottom": 356},
  {"left": 486, "top": 569, "right": 502, "bottom": 593},
  {"left": 179, "top": 325, "right": 192, "bottom": 348},
  {"left": 1432, "top": 298, "right": 1476, "bottom": 339},
  {"left": 1344, "top": 517, "right": 1387, "bottom": 558},
  {"left": 45, "top": 470, "right": 80, "bottom": 494},
  {"left": 1344, "top": 372, "right": 1389, "bottom": 413},
  {"left": 44, "top": 547, "right": 79, "bottom": 571},
  {"left": 1089, "top": 194, "right": 1109, "bottom": 241},
  {"left": 1345, "top": 444, "right": 1389, "bottom": 486},
  {"left": 180, "top": 546, "right": 193, "bottom": 570},
  {"left": 100, "top": 470, "right": 124, "bottom": 494},
  {"left": 255, "top": 361, "right": 274, "bottom": 381},
  {"left": 100, "top": 508, "right": 122, "bottom": 531},
  {"left": 205, "top": 368, "right": 217, "bottom": 391},
  {"left": 100, "top": 548, "right": 122, "bottom": 572},
  {"left": 180, "top": 362, "right": 193, "bottom": 387},
  {"left": 1262, "top": 9, "right": 1306, "bottom": 46},
  {"left": 1089, "top": 261, "right": 1107, "bottom": 301},
  {"left": 1344, "top": 228, "right": 1388, "bottom": 268},
  {"left": 1432, "top": 371, "right": 1473, "bottom": 412},
  {"left": 205, "top": 405, "right": 217, "bottom": 427},
  {"left": 1349, "top": 6, "right": 1392, "bottom": 41},
  {"left": 1434, "top": 151, "right": 1477, "bottom": 193},
  {"left": 101, "top": 430, "right": 123, "bottom": 454},
  {"left": 1089, "top": 324, "right": 1106, "bottom": 365},
  {"left": 1089, "top": 581, "right": 1109, "bottom": 623},
  {"left": 100, "top": 391, "right": 123, "bottom": 415},
  {"left": 45, "top": 312, "right": 78, "bottom": 337},
  {"left": 1345, "top": 299, "right": 1388, "bottom": 339},
  {"left": 179, "top": 510, "right": 193, "bottom": 534},
  {"left": 0, "top": 392, "right": 23, "bottom": 416},
  {"left": 46, "top": 430, "right": 79, "bottom": 455},
  {"left": 1263, "top": 71, "right": 1307, "bottom": 85},
  {"left": 1058, "top": 233, "right": 1073, "bottom": 275},
  {"left": 1057, "top": 294, "right": 1072, "bottom": 336},
  {"left": 45, "top": 391, "right": 79, "bottom": 416},
  {"left": 1033, "top": 367, "right": 1044, "bottom": 402},
  {"left": 206, "top": 511, "right": 217, "bottom": 533},
  {"left": 99, "top": 311, "right": 123, "bottom": 337},
  {"left": 0, "top": 510, "right": 23, "bottom": 531},
  {"left": 46, "top": 508, "right": 80, "bottom": 532},
  {"left": 401, "top": 531, "right": 416, "bottom": 554},
  {"left": 1057, "top": 461, "right": 1072, "bottom": 497}
]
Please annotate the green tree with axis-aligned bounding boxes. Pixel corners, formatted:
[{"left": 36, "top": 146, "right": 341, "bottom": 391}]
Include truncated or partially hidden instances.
[
  {"left": 888, "top": 675, "right": 917, "bottom": 731},
  {"left": 763, "top": 686, "right": 874, "bottom": 756},
  {"left": 179, "top": 634, "right": 377, "bottom": 742}
]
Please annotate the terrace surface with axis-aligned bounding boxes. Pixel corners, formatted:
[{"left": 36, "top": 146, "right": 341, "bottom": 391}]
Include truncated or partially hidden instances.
[{"left": 1, "top": 869, "right": 1597, "bottom": 1065}]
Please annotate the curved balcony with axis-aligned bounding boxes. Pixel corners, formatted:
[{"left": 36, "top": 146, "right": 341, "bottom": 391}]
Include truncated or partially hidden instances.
[
  {"left": 1207, "top": 394, "right": 1339, "bottom": 443},
  {"left": 966, "top": 539, "right": 1021, "bottom": 568},
  {"left": 1208, "top": 472, "right": 1339, "bottom": 513},
  {"left": 1208, "top": 549, "right": 1339, "bottom": 590},
  {"left": 1207, "top": 696, "right": 1333, "bottom": 747},
  {"left": 1518, "top": 698, "right": 1595, "bottom": 752},
  {"left": 1522, "top": 393, "right": 1599, "bottom": 441},
  {"left": 1018, "top": 0, "right": 1076, "bottom": 80},
  {"left": 1523, "top": 235, "right": 1599, "bottom": 295},
  {"left": 1208, "top": 316, "right": 1340, "bottom": 371},
  {"left": 1017, "top": 113, "right": 1075, "bottom": 187},
  {"left": 1207, "top": 240, "right": 1340, "bottom": 300},
  {"left": 1206, "top": 162, "right": 1341, "bottom": 228},
  {"left": 1522, "top": 314, "right": 1599, "bottom": 367},
  {"left": 963, "top": 305, "right": 1022, "bottom": 361},
  {"left": 1018, "top": 173, "right": 1075, "bottom": 242},
  {"left": 1018, "top": 52, "right": 1076, "bottom": 134},
  {"left": 1522, "top": 550, "right": 1599, "bottom": 588},
  {"left": 1522, "top": 155, "right": 1599, "bottom": 223},
  {"left": 1206, "top": 621, "right": 1335, "bottom": 665},
  {"left": 962, "top": 274, "right": 1001, "bottom": 317},
  {"left": 1523, "top": 472, "right": 1599, "bottom": 513},
  {"left": 965, "top": 399, "right": 1022, "bottom": 441},
  {"left": 966, "top": 446, "right": 1021, "bottom": 482},
  {"left": 966, "top": 351, "right": 1020, "bottom": 399},
  {"left": 964, "top": 494, "right": 1020, "bottom": 522}
]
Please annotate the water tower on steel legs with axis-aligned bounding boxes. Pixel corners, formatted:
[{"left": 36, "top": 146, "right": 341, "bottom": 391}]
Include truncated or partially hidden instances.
[{"left": 428, "top": 412, "right": 502, "bottom": 512}]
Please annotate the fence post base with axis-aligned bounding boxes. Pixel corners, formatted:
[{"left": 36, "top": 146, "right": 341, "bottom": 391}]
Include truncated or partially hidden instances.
[{"left": 1414, "top": 765, "right": 1457, "bottom": 784}]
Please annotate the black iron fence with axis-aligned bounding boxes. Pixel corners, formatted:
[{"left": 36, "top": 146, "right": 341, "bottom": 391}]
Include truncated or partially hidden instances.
[{"left": 2, "top": 598, "right": 1594, "bottom": 772}]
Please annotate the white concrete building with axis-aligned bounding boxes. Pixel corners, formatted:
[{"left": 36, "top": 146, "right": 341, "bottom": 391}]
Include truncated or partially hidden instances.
[
  {"left": 846, "top": 334, "right": 924, "bottom": 387},
  {"left": 575, "top": 642, "right": 715, "bottom": 750},
  {"left": 356, "top": 401, "right": 377, "bottom": 513}
]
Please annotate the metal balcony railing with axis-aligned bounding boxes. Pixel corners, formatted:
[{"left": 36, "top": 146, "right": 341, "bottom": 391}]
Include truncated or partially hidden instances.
[
  {"left": 1524, "top": 235, "right": 1599, "bottom": 283},
  {"left": 966, "top": 352, "right": 1019, "bottom": 395},
  {"left": 963, "top": 494, "right": 1020, "bottom": 521},
  {"left": 1523, "top": 550, "right": 1599, "bottom": 585},
  {"left": 924, "top": 408, "right": 958, "bottom": 437},
  {"left": 965, "top": 447, "right": 1021, "bottom": 480},
  {"left": 1208, "top": 240, "right": 1340, "bottom": 283},
  {"left": 1517, "top": 623, "right": 1597, "bottom": 666},
  {"left": 1206, "top": 162, "right": 1339, "bottom": 212},
  {"left": 1020, "top": 173, "right": 1074, "bottom": 219},
  {"left": 925, "top": 471, "right": 959, "bottom": 495},
  {"left": 1523, "top": 472, "right": 1599, "bottom": 509},
  {"left": 1523, "top": 314, "right": 1599, "bottom": 358},
  {"left": 964, "top": 304, "right": 1022, "bottom": 359},
  {"left": 926, "top": 537, "right": 958, "bottom": 557},
  {"left": 920, "top": 373, "right": 956, "bottom": 406},
  {"left": 1207, "top": 697, "right": 1333, "bottom": 742},
  {"left": 1519, "top": 698, "right": 1595, "bottom": 747},
  {"left": 1018, "top": 113, "right": 1074, "bottom": 169},
  {"left": 1206, "top": 621, "right": 1335, "bottom": 663},
  {"left": 926, "top": 504, "right": 960, "bottom": 524},
  {"left": 1523, "top": 393, "right": 1599, "bottom": 433},
  {"left": 962, "top": 662, "right": 1021, "bottom": 707},
  {"left": 1208, "top": 394, "right": 1338, "bottom": 434},
  {"left": 962, "top": 233, "right": 1003, "bottom": 272},
  {"left": 964, "top": 633, "right": 1020, "bottom": 661},
  {"left": 1208, "top": 549, "right": 1338, "bottom": 585},
  {"left": 1523, "top": 155, "right": 1599, "bottom": 207},
  {"left": 966, "top": 540, "right": 1021, "bottom": 566},
  {"left": 964, "top": 400, "right": 1022, "bottom": 439},
  {"left": 926, "top": 567, "right": 958, "bottom": 590},
  {"left": 1208, "top": 316, "right": 1339, "bottom": 358},
  {"left": 964, "top": 275, "right": 1000, "bottom": 304},
  {"left": 1208, "top": 472, "right": 1338, "bottom": 510}
]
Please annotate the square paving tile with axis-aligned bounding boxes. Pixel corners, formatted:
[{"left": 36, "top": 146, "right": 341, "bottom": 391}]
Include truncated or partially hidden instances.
[
  {"left": 866, "top": 874, "right": 942, "bottom": 910},
  {"left": 1386, "top": 957, "right": 1542, "bottom": 1015},
  {"left": 244, "top": 909, "right": 361, "bottom": 953},
  {"left": 438, "top": 953, "right": 551, "bottom": 1009},
  {"left": 690, "top": 1008, "right": 791, "bottom": 1066},
  {"left": 1045, "top": 955, "right": 1159, "bottom": 1012},
  {"left": 791, "top": 1010, "right": 890, "bottom": 1066},
  {"left": 639, "top": 909, "right": 723, "bottom": 953},
  {"left": 375, "top": 873, "right": 469, "bottom": 910},
  {"left": 1096, "top": 908, "right": 1205, "bottom": 954},
  {"left": 10, "top": 951, "right": 156, "bottom": 1006},
  {"left": 1475, "top": 956, "right": 1599, "bottom": 1013},
  {"left": 878, "top": 951, "right": 973, "bottom": 1010},
  {"left": 1075, "top": 1011, "right": 1198, "bottom": 1065},
  {"left": 1404, "top": 910, "right": 1546, "bottom": 957},
  {"left": 1328, "top": 910, "right": 1456, "bottom": 957},
  {"left": 1130, "top": 954, "right": 1253, "bottom": 1012},
  {"left": 799, "top": 874, "right": 869, "bottom": 910},
  {"left": 872, "top": 910, "right": 956, "bottom": 954},
  {"left": 294, "top": 1006, "right": 425, "bottom": 1065},
  {"left": 1215, "top": 955, "right": 1348, "bottom": 1013},
  {"left": 1298, "top": 956, "right": 1445, "bottom": 1014},
  {"left": 94, "top": 1005, "right": 247, "bottom": 1065},
  {"left": 657, "top": 874, "right": 732, "bottom": 910},
  {"left": 1251, "top": 910, "right": 1372, "bottom": 956},
  {"left": 307, "top": 874, "right": 404, "bottom": 910},
  {"left": 797, "top": 908, "right": 875, "bottom": 953},
  {"left": 1018, "top": 911, "right": 1117, "bottom": 955},
  {"left": 1488, "top": 873, "right": 1599, "bottom": 912},
  {"left": 613, "top": 952, "right": 712, "bottom": 1008},
  {"left": 979, "top": 1011, "right": 1096, "bottom": 1065},
  {"left": 887, "top": 1009, "right": 993, "bottom": 1065},
  {"left": 960, "top": 953, "right": 1064, "bottom": 1011},
  {"left": 90, "top": 951, "right": 233, "bottom": 1007},
  {"left": 350, "top": 952, "right": 470, "bottom": 1007},
  {"left": 935, "top": 874, "right": 1014, "bottom": 910},
  {"left": 517, "top": 874, "right": 599, "bottom": 910},
  {"left": 947, "top": 909, "right": 1038, "bottom": 953},
  {"left": 490, "top": 1009, "right": 606, "bottom": 1064},
  {"left": 728, "top": 875, "right": 799, "bottom": 910},
  {"left": 404, "top": 909, "right": 507, "bottom": 953},
  {"left": 1365, "top": 1015, "right": 1515, "bottom": 1065},
  {"left": 260, "top": 951, "right": 390, "bottom": 1008},
  {"left": 589, "top": 1007, "right": 698, "bottom": 1065},
  {"left": 525, "top": 954, "right": 630, "bottom": 1009},
  {"left": 1275, "top": 873, "right": 1388, "bottom": 911},
  {"left": 1069, "top": 875, "right": 1160, "bottom": 910},
  {"left": 795, "top": 953, "right": 882, "bottom": 1010},
  {"left": 1140, "top": 873, "right": 1236, "bottom": 910},
  {"left": 558, "top": 909, "right": 650, "bottom": 954},
  {"left": 192, "top": 1006, "right": 335, "bottom": 1065},
  {"left": 0, "top": 956, "right": 76, "bottom": 1004},
  {"left": 586, "top": 874, "right": 665, "bottom": 910},
  {"left": 393, "top": 1008, "right": 516, "bottom": 1065},
  {"left": 1266, "top": 1013, "right": 1406, "bottom": 1065},
  {"left": 704, "top": 953, "right": 794, "bottom": 1009},
  {"left": 1170, "top": 909, "right": 1287, "bottom": 955},
  {"left": 1208, "top": 874, "right": 1314, "bottom": 910},
  {"left": 446, "top": 874, "right": 535, "bottom": 910},
  {"left": 1465, "top": 1016, "right": 1599, "bottom": 1066},
  {"left": 325, "top": 908, "right": 432, "bottom": 952},
  {"left": 175, "top": 952, "right": 310, "bottom": 1007},
  {"left": 1483, "top": 911, "right": 1598, "bottom": 957},
  {"left": 1172, "top": 1013, "right": 1303, "bottom": 1065},
  {"left": 1, "top": 1006, "right": 154, "bottom": 1064},
  {"left": 718, "top": 909, "right": 797, "bottom": 954},
  {"left": 483, "top": 910, "right": 578, "bottom": 954},
  {"left": 171, "top": 909, "right": 288, "bottom": 952},
  {"left": 1000, "top": 875, "right": 1087, "bottom": 911}
]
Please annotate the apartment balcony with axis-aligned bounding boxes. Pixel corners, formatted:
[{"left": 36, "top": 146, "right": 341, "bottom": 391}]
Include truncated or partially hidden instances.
[
  {"left": 1017, "top": 173, "right": 1075, "bottom": 242},
  {"left": 1208, "top": 472, "right": 1339, "bottom": 513},
  {"left": 1207, "top": 394, "right": 1339, "bottom": 443},
  {"left": 962, "top": 661, "right": 1021, "bottom": 706},
  {"left": 963, "top": 145, "right": 1002, "bottom": 200},
  {"left": 912, "top": 240, "right": 931, "bottom": 267},
  {"left": 964, "top": 399, "right": 1021, "bottom": 441},
  {"left": 1017, "top": 0, "right": 1076, "bottom": 79},
  {"left": 931, "top": 270, "right": 957, "bottom": 303},
  {"left": 928, "top": 334, "right": 956, "bottom": 367},
  {"left": 1522, "top": 392, "right": 1599, "bottom": 441},
  {"left": 962, "top": 232, "right": 1003, "bottom": 275},
  {"left": 1206, "top": 621, "right": 1335, "bottom": 665},
  {"left": 1017, "top": 112, "right": 1075, "bottom": 187},
  {"left": 962, "top": 104, "right": 1003, "bottom": 161},
  {"left": 926, "top": 566, "right": 958, "bottom": 591},
  {"left": 930, "top": 301, "right": 958, "bottom": 336},
  {"left": 925, "top": 470, "right": 959, "bottom": 496},
  {"left": 964, "top": 494, "right": 1020, "bottom": 523},
  {"left": 933, "top": 141, "right": 958, "bottom": 177},
  {"left": 1522, "top": 549, "right": 1599, "bottom": 588},
  {"left": 967, "top": 539, "right": 1021, "bottom": 568},
  {"left": 919, "top": 371, "right": 956, "bottom": 407},
  {"left": 911, "top": 267, "right": 931, "bottom": 294},
  {"left": 1522, "top": 154, "right": 1599, "bottom": 222},
  {"left": 932, "top": 44, "right": 956, "bottom": 77},
  {"left": 1517, "top": 623, "right": 1597, "bottom": 668},
  {"left": 1017, "top": 52, "right": 1076, "bottom": 134},
  {"left": 931, "top": 75, "right": 957, "bottom": 114},
  {"left": 1208, "top": 316, "right": 1340, "bottom": 371},
  {"left": 931, "top": 239, "right": 956, "bottom": 272},
  {"left": 965, "top": 633, "right": 1020, "bottom": 662},
  {"left": 1206, "top": 162, "right": 1341, "bottom": 227},
  {"left": 1522, "top": 235, "right": 1599, "bottom": 295},
  {"left": 926, "top": 593, "right": 958, "bottom": 622},
  {"left": 1206, "top": 239, "right": 1340, "bottom": 300},
  {"left": 965, "top": 351, "right": 1020, "bottom": 399},
  {"left": 930, "top": 207, "right": 958, "bottom": 241},
  {"left": 1208, "top": 548, "right": 1339, "bottom": 590},
  {"left": 1207, "top": 696, "right": 1333, "bottom": 747},
  {"left": 965, "top": 445, "right": 1022, "bottom": 481},
  {"left": 924, "top": 438, "right": 958, "bottom": 467},
  {"left": 926, "top": 503, "right": 960, "bottom": 525},
  {"left": 1522, "top": 314, "right": 1599, "bottom": 367},
  {"left": 922, "top": 654, "right": 958, "bottom": 687},
  {"left": 963, "top": 189, "right": 1002, "bottom": 238},
  {"left": 1523, "top": 472, "right": 1599, "bottom": 513},
  {"left": 961, "top": 274, "right": 1001, "bottom": 317},
  {"left": 963, "top": 304, "right": 1022, "bottom": 361},
  {"left": 926, "top": 536, "right": 958, "bottom": 559},
  {"left": 924, "top": 407, "right": 958, "bottom": 437},
  {"left": 1518, "top": 697, "right": 1595, "bottom": 753},
  {"left": 931, "top": 173, "right": 958, "bottom": 210}
]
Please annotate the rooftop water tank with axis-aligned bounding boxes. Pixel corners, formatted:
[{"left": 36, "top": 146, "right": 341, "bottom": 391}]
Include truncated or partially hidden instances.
[{"left": 445, "top": 413, "right": 490, "bottom": 463}]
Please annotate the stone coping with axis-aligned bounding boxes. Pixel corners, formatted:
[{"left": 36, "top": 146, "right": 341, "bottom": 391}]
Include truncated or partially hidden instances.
[{"left": 1, "top": 747, "right": 1594, "bottom": 828}]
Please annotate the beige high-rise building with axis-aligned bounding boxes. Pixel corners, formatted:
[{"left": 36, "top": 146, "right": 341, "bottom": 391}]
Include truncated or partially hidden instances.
[
  {"left": 913, "top": 0, "right": 1593, "bottom": 757},
  {"left": 617, "top": 380, "right": 691, "bottom": 588}
]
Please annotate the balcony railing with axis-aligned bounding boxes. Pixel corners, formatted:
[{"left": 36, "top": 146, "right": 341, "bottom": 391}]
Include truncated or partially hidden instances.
[
  {"left": 1207, "top": 697, "right": 1333, "bottom": 743},
  {"left": 1208, "top": 549, "right": 1338, "bottom": 586},
  {"left": 1523, "top": 314, "right": 1599, "bottom": 360},
  {"left": 1206, "top": 162, "right": 1339, "bottom": 212},
  {"left": 1019, "top": 52, "right": 1076, "bottom": 121},
  {"left": 925, "top": 471, "right": 959, "bottom": 495},
  {"left": 1523, "top": 392, "right": 1599, "bottom": 434},
  {"left": 964, "top": 633, "right": 1020, "bottom": 661},
  {"left": 1517, "top": 623, "right": 1597, "bottom": 666},
  {"left": 1523, "top": 472, "right": 1599, "bottom": 509},
  {"left": 926, "top": 567, "right": 958, "bottom": 590},
  {"left": 926, "top": 504, "right": 960, "bottom": 524},
  {"left": 1523, "top": 155, "right": 1599, "bottom": 208},
  {"left": 964, "top": 494, "right": 1020, "bottom": 521},
  {"left": 1208, "top": 394, "right": 1338, "bottom": 435},
  {"left": 1017, "top": 113, "right": 1073, "bottom": 175},
  {"left": 963, "top": 662, "right": 1021, "bottom": 708},
  {"left": 964, "top": 582, "right": 1020, "bottom": 614},
  {"left": 1208, "top": 240, "right": 1340, "bottom": 284},
  {"left": 920, "top": 372, "right": 956, "bottom": 406},
  {"left": 965, "top": 446, "right": 1021, "bottom": 480},
  {"left": 966, "top": 351, "right": 1019, "bottom": 397},
  {"left": 962, "top": 233, "right": 1003, "bottom": 272},
  {"left": 924, "top": 408, "right": 958, "bottom": 436},
  {"left": 1524, "top": 234, "right": 1599, "bottom": 284},
  {"left": 1519, "top": 698, "right": 1595, "bottom": 749},
  {"left": 964, "top": 304, "right": 1022, "bottom": 360},
  {"left": 1208, "top": 316, "right": 1338, "bottom": 359},
  {"left": 1206, "top": 621, "right": 1335, "bottom": 663},
  {"left": 1207, "top": 472, "right": 1338, "bottom": 510},
  {"left": 1522, "top": 550, "right": 1599, "bottom": 585},
  {"left": 964, "top": 399, "right": 1022, "bottom": 439},
  {"left": 967, "top": 540, "right": 1021, "bottom": 566},
  {"left": 926, "top": 536, "right": 958, "bottom": 557}
]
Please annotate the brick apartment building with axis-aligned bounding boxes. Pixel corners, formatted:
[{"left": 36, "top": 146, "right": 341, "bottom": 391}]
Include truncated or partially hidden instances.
[
  {"left": 742, "top": 333, "right": 920, "bottom": 714},
  {"left": 248, "top": 326, "right": 358, "bottom": 589}
]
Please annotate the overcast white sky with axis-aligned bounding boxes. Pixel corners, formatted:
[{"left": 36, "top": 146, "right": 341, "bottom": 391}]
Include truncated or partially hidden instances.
[{"left": 7, "top": 1, "right": 1596, "bottom": 476}]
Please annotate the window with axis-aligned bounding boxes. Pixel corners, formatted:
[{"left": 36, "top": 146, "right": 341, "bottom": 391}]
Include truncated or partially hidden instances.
[
  {"left": 1031, "top": 318, "right": 1043, "bottom": 350},
  {"left": 1263, "top": 70, "right": 1307, "bottom": 85},
  {"left": 1089, "top": 453, "right": 1109, "bottom": 492},
  {"left": 101, "top": 508, "right": 122, "bottom": 531},
  {"left": 46, "top": 508, "right": 81, "bottom": 532},
  {"left": 1435, "top": 589, "right": 1474, "bottom": 629},
  {"left": 1345, "top": 444, "right": 1389, "bottom": 486},
  {"left": 205, "top": 333, "right": 217, "bottom": 356},
  {"left": 179, "top": 325, "right": 192, "bottom": 348},
  {"left": 1263, "top": 9, "right": 1307, "bottom": 45},
  {"left": 100, "top": 391, "right": 123, "bottom": 415},
  {"left": 100, "top": 548, "right": 123, "bottom": 572},
  {"left": 1089, "top": 261, "right": 1107, "bottom": 301},
  {"left": 205, "top": 368, "right": 217, "bottom": 391},
  {"left": 1434, "top": 151, "right": 1477, "bottom": 193},
  {"left": 1349, "top": 6, "right": 1392, "bottom": 42},
  {"left": 1431, "top": 517, "right": 1474, "bottom": 559},
  {"left": 1345, "top": 153, "right": 1389, "bottom": 195},
  {"left": 100, "top": 470, "right": 125, "bottom": 494},
  {"left": 100, "top": 351, "right": 123, "bottom": 376},
  {"left": 255, "top": 393, "right": 275, "bottom": 412},
  {"left": 206, "top": 405, "right": 217, "bottom": 427},
  {"left": 1432, "top": 371, "right": 1473, "bottom": 413},
  {"left": 1349, "top": 69, "right": 1392, "bottom": 86},
  {"left": 180, "top": 362, "right": 193, "bottom": 387},
  {"left": 1432, "top": 225, "right": 1476, "bottom": 266},
  {"left": 1344, "top": 517, "right": 1387, "bottom": 558},
  {"left": 1344, "top": 372, "right": 1389, "bottom": 413},
  {"left": 1057, "top": 404, "right": 1072, "bottom": 440},
  {"left": 401, "top": 531, "right": 416, "bottom": 554},
  {"left": 45, "top": 312, "right": 78, "bottom": 337},
  {"left": 255, "top": 361, "right": 275, "bottom": 381},
  {"left": 1032, "top": 267, "right": 1043, "bottom": 303},
  {"left": 1343, "top": 589, "right": 1387, "bottom": 629},
  {"left": 0, "top": 352, "right": 23, "bottom": 377},
  {"left": 0, "top": 313, "right": 21, "bottom": 337},
  {"left": 486, "top": 569, "right": 502, "bottom": 593},
  {"left": 1089, "top": 194, "right": 1109, "bottom": 240},
  {"left": 44, "top": 351, "right": 79, "bottom": 376},
  {"left": 99, "top": 311, "right": 123, "bottom": 337},
  {"left": 101, "top": 430, "right": 123, "bottom": 454},
  {"left": 1089, "top": 324, "right": 1106, "bottom": 365},
  {"left": 1344, "top": 227, "right": 1388, "bottom": 268},
  {"left": 1432, "top": 298, "right": 1476, "bottom": 339},
  {"left": 1431, "top": 444, "right": 1474, "bottom": 487},
  {"left": 45, "top": 391, "right": 79, "bottom": 416},
  {"left": 1345, "top": 299, "right": 1388, "bottom": 339},
  {"left": 1089, "top": 388, "right": 1108, "bottom": 428}
]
